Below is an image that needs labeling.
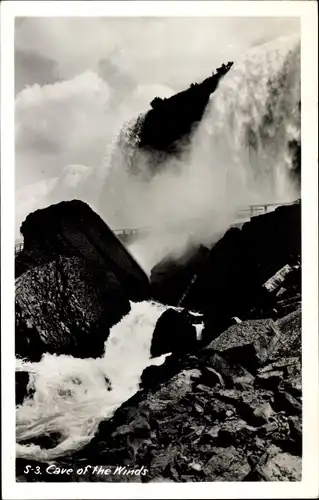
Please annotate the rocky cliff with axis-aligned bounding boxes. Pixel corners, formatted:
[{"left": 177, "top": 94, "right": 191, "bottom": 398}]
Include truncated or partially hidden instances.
[{"left": 132, "top": 62, "right": 233, "bottom": 155}]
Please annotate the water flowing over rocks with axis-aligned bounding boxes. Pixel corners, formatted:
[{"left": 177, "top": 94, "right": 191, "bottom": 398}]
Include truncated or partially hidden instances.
[{"left": 15, "top": 47, "right": 302, "bottom": 482}]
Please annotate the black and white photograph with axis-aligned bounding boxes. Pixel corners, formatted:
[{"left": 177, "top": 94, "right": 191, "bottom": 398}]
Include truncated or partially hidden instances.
[{"left": 1, "top": 1, "right": 318, "bottom": 498}]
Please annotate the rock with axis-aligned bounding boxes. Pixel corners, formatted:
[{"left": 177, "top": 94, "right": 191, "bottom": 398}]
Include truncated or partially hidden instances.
[
  {"left": 253, "top": 402, "right": 274, "bottom": 422},
  {"left": 15, "top": 200, "right": 150, "bottom": 360},
  {"left": 134, "top": 62, "right": 233, "bottom": 157},
  {"left": 207, "top": 319, "right": 276, "bottom": 372},
  {"left": 288, "top": 416, "right": 302, "bottom": 447},
  {"left": 16, "top": 256, "right": 131, "bottom": 360},
  {"left": 202, "top": 446, "right": 250, "bottom": 481},
  {"left": 256, "top": 370, "right": 284, "bottom": 389},
  {"left": 200, "top": 366, "right": 225, "bottom": 388},
  {"left": 16, "top": 371, "right": 33, "bottom": 405},
  {"left": 203, "top": 352, "right": 254, "bottom": 388},
  {"left": 271, "top": 309, "right": 301, "bottom": 359},
  {"left": 149, "top": 446, "right": 174, "bottom": 479},
  {"left": 150, "top": 201, "right": 301, "bottom": 338},
  {"left": 150, "top": 308, "right": 197, "bottom": 357},
  {"left": 16, "top": 200, "right": 149, "bottom": 301},
  {"left": 259, "top": 453, "right": 302, "bottom": 481},
  {"left": 217, "top": 388, "right": 274, "bottom": 426},
  {"left": 233, "top": 373, "right": 255, "bottom": 390},
  {"left": 150, "top": 245, "right": 210, "bottom": 307},
  {"left": 274, "top": 390, "right": 302, "bottom": 415},
  {"left": 216, "top": 419, "right": 257, "bottom": 447}
]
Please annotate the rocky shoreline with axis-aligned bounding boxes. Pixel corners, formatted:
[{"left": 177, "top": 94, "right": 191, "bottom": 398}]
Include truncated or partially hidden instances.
[{"left": 15, "top": 199, "right": 301, "bottom": 483}]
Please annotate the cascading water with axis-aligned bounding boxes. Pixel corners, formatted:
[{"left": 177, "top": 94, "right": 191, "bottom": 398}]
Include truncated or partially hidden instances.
[
  {"left": 16, "top": 301, "right": 171, "bottom": 461},
  {"left": 16, "top": 34, "right": 301, "bottom": 463},
  {"left": 99, "top": 34, "right": 300, "bottom": 273}
]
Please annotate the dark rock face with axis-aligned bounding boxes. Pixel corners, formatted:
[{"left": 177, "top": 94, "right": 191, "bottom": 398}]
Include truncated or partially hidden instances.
[
  {"left": 16, "top": 256, "right": 131, "bottom": 361},
  {"left": 15, "top": 201, "right": 149, "bottom": 360},
  {"left": 16, "top": 200, "right": 149, "bottom": 301},
  {"left": 150, "top": 308, "right": 197, "bottom": 358},
  {"left": 134, "top": 62, "right": 233, "bottom": 156},
  {"left": 16, "top": 371, "right": 34, "bottom": 406},
  {"left": 150, "top": 201, "right": 301, "bottom": 342}
]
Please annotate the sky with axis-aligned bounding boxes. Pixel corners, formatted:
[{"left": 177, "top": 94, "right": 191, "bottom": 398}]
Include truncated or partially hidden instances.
[{"left": 15, "top": 16, "right": 300, "bottom": 237}]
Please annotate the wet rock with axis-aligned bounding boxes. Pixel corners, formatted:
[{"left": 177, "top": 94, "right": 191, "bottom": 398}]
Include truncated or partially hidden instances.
[
  {"left": 150, "top": 308, "right": 197, "bottom": 357},
  {"left": 150, "top": 202, "right": 301, "bottom": 336},
  {"left": 15, "top": 200, "right": 151, "bottom": 360},
  {"left": 16, "top": 200, "right": 149, "bottom": 300},
  {"left": 16, "top": 256, "right": 130, "bottom": 360},
  {"left": 135, "top": 62, "right": 233, "bottom": 157},
  {"left": 16, "top": 371, "right": 33, "bottom": 405}
]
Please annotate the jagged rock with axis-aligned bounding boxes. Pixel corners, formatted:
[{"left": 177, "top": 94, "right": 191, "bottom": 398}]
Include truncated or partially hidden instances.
[
  {"left": 256, "top": 370, "right": 284, "bottom": 389},
  {"left": 202, "top": 352, "right": 254, "bottom": 388},
  {"left": 200, "top": 366, "right": 225, "bottom": 388},
  {"left": 270, "top": 309, "right": 301, "bottom": 359},
  {"left": 16, "top": 256, "right": 130, "bottom": 360},
  {"left": 202, "top": 446, "right": 250, "bottom": 481},
  {"left": 217, "top": 388, "right": 275, "bottom": 426},
  {"left": 273, "top": 390, "right": 302, "bottom": 415},
  {"left": 259, "top": 453, "right": 302, "bottom": 481},
  {"left": 207, "top": 319, "right": 276, "bottom": 372},
  {"left": 135, "top": 62, "right": 233, "bottom": 155},
  {"left": 150, "top": 308, "right": 197, "bottom": 357}
]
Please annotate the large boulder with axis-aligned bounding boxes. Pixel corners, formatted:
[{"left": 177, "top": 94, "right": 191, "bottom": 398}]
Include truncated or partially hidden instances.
[
  {"left": 16, "top": 256, "right": 130, "bottom": 361},
  {"left": 16, "top": 200, "right": 150, "bottom": 301},
  {"left": 150, "top": 308, "right": 197, "bottom": 358},
  {"left": 15, "top": 201, "right": 150, "bottom": 360}
]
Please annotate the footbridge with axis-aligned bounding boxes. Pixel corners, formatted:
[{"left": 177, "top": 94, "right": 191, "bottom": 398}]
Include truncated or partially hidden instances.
[{"left": 15, "top": 201, "right": 295, "bottom": 255}]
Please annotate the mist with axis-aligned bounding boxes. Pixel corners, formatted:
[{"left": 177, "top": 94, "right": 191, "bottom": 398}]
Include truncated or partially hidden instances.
[{"left": 98, "top": 35, "right": 301, "bottom": 274}]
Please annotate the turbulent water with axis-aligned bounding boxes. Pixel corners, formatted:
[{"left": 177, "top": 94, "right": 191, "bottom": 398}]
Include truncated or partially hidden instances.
[
  {"left": 16, "top": 301, "right": 171, "bottom": 461},
  {"left": 16, "top": 35, "right": 301, "bottom": 462}
]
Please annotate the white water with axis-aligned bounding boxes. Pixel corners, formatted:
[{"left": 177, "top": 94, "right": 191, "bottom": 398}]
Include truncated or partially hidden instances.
[
  {"left": 99, "top": 35, "right": 300, "bottom": 273},
  {"left": 16, "top": 35, "right": 301, "bottom": 462},
  {"left": 16, "top": 301, "right": 171, "bottom": 461}
]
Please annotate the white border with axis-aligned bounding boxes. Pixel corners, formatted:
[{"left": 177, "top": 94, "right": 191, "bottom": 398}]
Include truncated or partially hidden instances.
[{"left": 1, "top": 2, "right": 318, "bottom": 499}]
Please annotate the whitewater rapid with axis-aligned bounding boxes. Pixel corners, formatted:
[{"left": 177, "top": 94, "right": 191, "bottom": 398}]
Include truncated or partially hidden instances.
[{"left": 16, "top": 301, "right": 171, "bottom": 461}]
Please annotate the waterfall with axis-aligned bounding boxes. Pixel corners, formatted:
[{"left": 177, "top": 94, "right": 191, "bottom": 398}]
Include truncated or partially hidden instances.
[{"left": 99, "top": 34, "right": 300, "bottom": 272}]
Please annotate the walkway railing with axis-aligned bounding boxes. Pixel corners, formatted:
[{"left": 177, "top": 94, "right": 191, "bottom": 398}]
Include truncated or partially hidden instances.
[{"left": 15, "top": 201, "right": 296, "bottom": 256}]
